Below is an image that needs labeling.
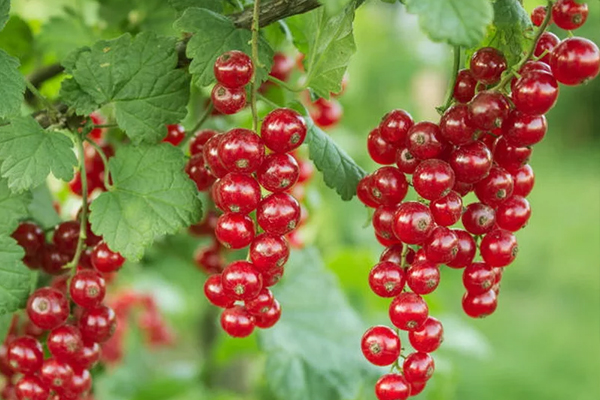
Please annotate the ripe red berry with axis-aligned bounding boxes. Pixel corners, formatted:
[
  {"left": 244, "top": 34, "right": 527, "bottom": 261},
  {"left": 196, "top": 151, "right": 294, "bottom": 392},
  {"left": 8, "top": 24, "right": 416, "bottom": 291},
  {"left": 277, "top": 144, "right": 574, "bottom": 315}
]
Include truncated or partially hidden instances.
[
  {"left": 91, "top": 242, "right": 125, "bottom": 273},
  {"left": 395, "top": 146, "right": 419, "bottom": 174},
  {"left": 367, "top": 128, "right": 396, "bottom": 165},
  {"left": 215, "top": 213, "right": 255, "bottom": 249},
  {"left": 39, "top": 358, "right": 74, "bottom": 392},
  {"left": 70, "top": 270, "right": 106, "bottom": 309},
  {"left": 379, "top": 244, "right": 406, "bottom": 265},
  {"left": 186, "top": 153, "right": 216, "bottom": 191},
  {"left": 511, "top": 164, "right": 535, "bottom": 197},
  {"left": 403, "top": 352, "right": 435, "bottom": 383},
  {"left": 15, "top": 375, "right": 49, "bottom": 400},
  {"left": 453, "top": 69, "right": 478, "bottom": 103},
  {"left": 373, "top": 206, "right": 400, "bottom": 243},
  {"left": 453, "top": 180, "right": 474, "bottom": 197},
  {"left": 254, "top": 300, "right": 282, "bottom": 329},
  {"left": 256, "top": 153, "right": 299, "bottom": 192},
  {"left": 204, "top": 274, "right": 235, "bottom": 308},
  {"left": 462, "top": 289, "right": 498, "bottom": 318},
  {"left": 220, "top": 306, "right": 255, "bottom": 338},
  {"left": 214, "top": 50, "right": 253, "bottom": 88},
  {"left": 53, "top": 221, "right": 80, "bottom": 257},
  {"left": 424, "top": 226, "right": 458, "bottom": 264},
  {"left": 249, "top": 233, "right": 290, "bottom": 272},
  {"left": 496, "top": 195, "right": 531, "bottom": 232},
  {"left": 493, "top": 137, "right": 532, "bottom": 173},
  {"left": 218, "top": 128, "right": 265, "bottom": 174},
  {"left": 261, "top": 108, "right": 307, "bottom": 153},
  {"left": 408, "top": 316, "right": 444, "bottom": 353},
  {"left": 412, "top": 159, "right": 455, "bottom": 201},
  {"left": 368, "top": 261, "right": 405, "bottom": 297},
  {"left": 534, "top": 32, "right": 560, "bottom": 65},
  {"left": 12, "top": 222, "right": 45, "bottom": 268},
  {"left": 511, "top": 72, "right": 558, "bottom": 116},
  {"left": 474, "top": 166, "right": 514, "bottom": 207},
  {"left": 257, "top": 193, "right": 301, "bottom": 235},
  {"left": 269, "top": 52, "right": 294, "bottom": 82},
  {"left": 531, "top": 5, "right": 550, "bottom": 27},
  {"left": 439, "top": 104, "right": 477, "bottom": 146},
  {"left": 195, "top": 241, "right": 223, "bottom": 272},
  {"left": 375, "top": 373, "right": 410, "bottom": 400},
  {"left": 361, "top": 326, "right": 400, "bottom": 366},
  {"left": 245, "top": 288, "right": 274, "bottom": 315},
  {"left": 406, "top": 260, "right": 440, "bottom": 295},
  {"left": 202, "top": 134, "right": 228, "bottom": 178},
  {"left": 40, "top": 244, "right": 70, "bottom": 275},
  {"left": 406, "top": 122, "right": 445, "bottom": 160},
  {"left": 552, "top": 0, "right": 588, "bottom": 30},
  {"left": 550, "top": 37, "right": 600, "bottom": 86},
  {"left": 379, "top": 109, "right": 414, "bottom": 145},
  {"left": 215, "top": 173, "right": 261, "bottom": 214},
  {"left": 310, "top": 97, "right": 343, "bottom": 128},
  {"left": 189, "top": 129, "right": 217, "bottom": 156},
  {"left": 470, "top": 47, "right": 507, "bottom": 85},
  {"left": 370, "top": 167, "right": 409, "bottom": 206},
  {"left": 27, "top": 288, "right": 69, "bottom": 330},
  {"left": 211, "top": 83, "right": 246, "bottom": 114},
  {"left": 468, "top": 91, "right": 510, "bottom": 131},
  {"left": 357, "top": 175, "right": 379, "bottom": 208},
  {"left": 221, "top": 261, "right": 263, "bottom": 301},
  {"left": 392, "top": 201, "right": 435, "bottom": 245},
  {"left": 480, "top": 229, "right": 518, "bottom": 267},
  {"left": 72, "top": 342, "right": 101, "bottom": 371},
  {"left": 389, "top": 292, "right": 429, "bottom": 331},
  {"left": 47, "top": 325, "right": 83, "bottom": 363},
  {"left": 66, "top": 368, "right": 92, "bottom": 397},
  {"left": 163, "top": 124, "right": 185, "bottom": 146},
  {"left": 463, "top": 262, "right": 496, "bottom": 295},
  {"left": 430, "top": 191, "right": 462, "bottom": 226},
  {"left": 503, "top": 111, "right": 547, "bottom": 147},
  {"left": 7, "top": 336, "right": 43, "bottom": 374},
  {"left": 78, "top": 305, "right": 117, "bottom": 343},
  {"left": 449, "top": 141, "right": 492, "bottom": 184},
  {"left": 462, "top": 202, "right": 496, "bottom": 235}
]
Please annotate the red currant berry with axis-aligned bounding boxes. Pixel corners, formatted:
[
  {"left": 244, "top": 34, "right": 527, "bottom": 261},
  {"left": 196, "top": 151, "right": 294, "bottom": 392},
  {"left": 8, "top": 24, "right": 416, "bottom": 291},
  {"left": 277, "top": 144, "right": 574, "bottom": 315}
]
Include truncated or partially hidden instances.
[
  {"left": 218, "top": 128, "right": 265, "bottom": 174},
  {"left": 215, "top": 213, "right": 255, "bottom": 249},
  {"left": 424, "top": 226, "right": 458, "bottom": 264},
  {"left": 463, "top": 261, "right": 496, "bottom": 295},
  {"left": 15, "top": 376, "right": 49, "bottom": 400},
  {"left": 496, "top": 195, "right": 531, "bottom": 231},
  {"left": 453, "top": 69, "right": 478, "bottom": 103},
  {"left": 439, "top": 104, "right": 478, "bottom": 146},
  {"left": 163, "top": 124, "right": 185, "bottom": 146},
  {"left": 78, "top": 305, "right": 117, "bottom": 343},
  {"left": 39, "top": 358, "right": 73, "bottom": 392},
  {"left": 412, "top": 159, "right": 455, "bottom": 201},
  {"left": 186, "top": 154, "right": 216, "bottom": 191},
  {"left": 367, "top": 128, "right": 396, "bottom": 165},
  {"left": 379, "top": 109, "right": 414, "bottom": 145},
  {"left": 189, "top": 129, "right": 217, "bottom": 156},
  {"left": 40, "top": 244, "right": 70, "bottom": 275},
  {"left": 204, "top": 274, "right": 235, "bottom": 308},
  {"left": 410, "top": 381, "right": 427, "bottom": 396},
  {"left": 430, "top": 191, "right": 462, "bottom": 226},
  {"left": 269, "top": 52, "right": 294, "bottom": 82},
  {"left": 375, "top": 373, "right": 410, "bottom": 400},
  {"left": 65, "top": 368, "right": 92, "bottom": 397},
  {"left": 392, "top": 201, "right": 435, "bottom": 245},
  {"left": 406, "top": 260, "right": 440, "bottom": 295},
  {"left": 406, "top": 122, "right": 445, "bottom": 160},
  {"left": 215, "top": 173, "right": 261, "bottom": 213},
  {"left": 357, "top": 175, "right": 379, "bottom": 208},
  {"left": 12, "top": 222, "right": 45, "bottom": 268},
  {"left": 27, "top": 288, "right": 69, "bottom": 330},
  {"left": 462, "top": 289, "right": 498, "bottom": 318},
  {"left": 379, "top": 244, "right": 406, "bottom": 265},
  {"left": 511, "top": 164, "right": 535, "bottom": 197},
  {"left": 202, "top": 134, "right": 228, "bottom": 178},
  {"left": 53, "top": 221, "right": 80, "bottom": 257},
  {"left": 47, "top": 325, "right": 83, "bottom": 363},
  {"left": 389, "top": 292, "right": 429, "bottom": 331},
  {"left": 534, "top": 32, "right": 560, "bottom": 65},
  {"left": 493, "top": 137, "right": 532, "bottom": 173},
  {"left": 72, "top": 342, "right": 101, "bottom": 371},
  {"left": 69, "top": 270, "right": 106, "bottom": 309},
  {"left": 257, "top": 193, "right": 301, "bottom": 235},
  {"left": 7, "top": 336, "right": 43, "bottom": 374},
  {"left": 512, "top": 71, "right": 558, "bottom": 116},
  {"left": 373, "top": 206, "right": 400, "bottom": 243},
  {"left": 462, "top": 202, "right": 496, "bottom": 235},
  {"left": 91, "top": 242, "right": 125, "bottom": 273},
  {"left": 214, "top": 50, "right": 253, "bottom": 88},
  {"left": 550, "top": 37, "right": 600, "bottom": 85},
  {"left": 403, "top": 352, "right": 435, "bottom": 383},
  {"left": 194, "top": 243, "right": 225, "bottom": 273},
  {"left": 480, "top": 229, "right": 518, "bottom": 267},
  {"left": 531, "top": 5, "right": 550, "bottom": 27},
  {"left": 220, "top": 306, "right": 255, "bottom": 338},
  {"left": 310, "top": 97, "right": 343, "bottom": 128},
  {"left": 468, "top": 91, "right": 510, "bottom": 131},
  {"left": 503, "top": 111, "right": 547, "bottom": 147},
  {"left": 370, "top": 167, "right": 409, "bottom": 206},
  {"left": 211, "top": 83, "right": 246, "bottom": 114},
  {"left": 254, "top": 300, "right": 281, "bottom": 329},
  {"left": 408, "top": 316, "right": 444, "bottom": 353},
  {"left": 256, "top": 153, "right": 299, "bottom": 192},
  {"left": 262, "top": 265, "right": 284, "bottom": 287},
  {"left": 448, "top": 141, "right": 493, "bottom": 184},
  {"left": 261, "top": 108, "right": 307, "bottom": 153},
  {"left": 221, "top": 261, "right": 263, "bottom": 301},
  {"left": 249, "top": 233, "right": 290, "bottom": 272},
  {"left": 368, "top": 261, "right": 405, "bottom": 297},
  {"left": 470, "top": 47, "right": 507, "bottom": 85},
  {"left": 395, "top": 146, "right": 419, "bottom": 174},
  {"left": 552, "top": 0, "right": 588, "bottom": 30},
  {"left": 474, "top": 166, "right": 514, "bottom": 207},
  {"left": 361, "top": 326, "right": 400, "bottom": 366},
  {"left": 245, "top": 288, "right": 274, "bottom": 315},
  {"left": 453, "top": 180, "right": 473, "bottom": 196}
]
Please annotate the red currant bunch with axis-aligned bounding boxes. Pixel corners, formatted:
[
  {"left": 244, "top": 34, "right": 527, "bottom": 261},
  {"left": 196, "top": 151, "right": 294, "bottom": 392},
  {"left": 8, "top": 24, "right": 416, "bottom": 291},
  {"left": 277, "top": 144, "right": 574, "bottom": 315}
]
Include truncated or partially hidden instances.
[{"left": 211, "top": 50, "right": 254, "bottom": 114}]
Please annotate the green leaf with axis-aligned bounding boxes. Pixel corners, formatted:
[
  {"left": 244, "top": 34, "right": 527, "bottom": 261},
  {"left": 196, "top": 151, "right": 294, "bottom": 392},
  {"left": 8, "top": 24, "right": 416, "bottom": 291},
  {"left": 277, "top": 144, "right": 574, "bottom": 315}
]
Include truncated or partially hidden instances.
[
  {"left": 259, "top": 247, "right": 376, "bottom": 400},
  {"left": 27, "top": 184, "right": 61, "bottom": 230},
  {"left": 39, "top": 16, "right": 100, "bottom": 59},
  {"left": 0, "top": 0, "right": 9, "bottom": 31},
  {"left": 89, "top": 144, "right": 202, "bottom": 261},
  {"left": 0, "top": 178, "right": 31, "bottom": 236},
  {"left": 0, "top": 16, "right": 34, "bottom": 60},
  {"left": 0, "top": 116, "right": 77, "bottom": 193},
  {"left": 288, "top": 5, "right": 356, "bottom": 99},
  {"left": 174, "top": 7, "right": 273, "bottom": 87},
  {"left": 168, "top": 0, "right": 223, "bottom": 13},
  {"left": 0, "top": 236, "right": 33, "bottom": 316},
  {"left": 98, "top": 0, "right": 178, "bottom": 35},
  {"left": 404, "top": 0, "right": 494, "bottom": 47},
  {"left": 318, "top": 0, "right": 353, "bottom": 15},
  {"left": 59, "top": 78, "right": 98, "bottom": 116},
  {"left": 0, "top": 49, "right": 25, "bottom": 118},
  {"left": 63, "top": 32, "right": 190, "bottom": 144},
  {"left": 0, "top": 313, "right": 13, "bottom": 343}
]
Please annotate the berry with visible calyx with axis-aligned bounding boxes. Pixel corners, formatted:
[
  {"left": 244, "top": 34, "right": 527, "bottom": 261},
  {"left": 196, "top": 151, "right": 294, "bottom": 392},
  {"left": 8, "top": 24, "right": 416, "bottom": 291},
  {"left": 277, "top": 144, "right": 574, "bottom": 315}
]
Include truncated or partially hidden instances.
[
  {"left": 310, "top": 97, "right": 343, "bottom": 129},
  {"left": 531, "top": 5, "right": 551, "bottom": 27},
  {"left": 262, "top": 266, "right": 284, "bottom": 287},
  {"left": 403, "top": 352, "right": 435, "bottom": 383},
  {"left": 423, "top": 226, "right": 458, "bottom": 264},
  {"left": 552, "top": 0, "right": 588, "bottom": 30},
  {"left": 448, "top": 141, "right": 493, "bottom": 184},
  {"left": 221, "top": 261, "right": 263, "bottom": 301},
  {"left": 511, "top": 72, "right": 558, "bottom": 116},
  {"left": 462, "top": 202, "right": 496, "bottom": 236},
  {"left": 72, "top": 342, "right": 101, "bottom": 371},
  {"left": 361, "top": 326, "right": 400, "bottom": 366},
  {"left": 186, "top": 154, "right": 216, "bottom": 191},
  {"left": 475, "top": 166, "right": 514, "bottom": 207},
  {"left": 408, "top": 316, "right": 444, "bottom": 353},
  {"left": 512, "top": 164, "right": 535, "bottom": 197},
  {"left": 406, "top": 122, "right": 446, "bottom": 160},
  {"left": 257, "top": 193, "right": 301, "bottom": 236},
  {"left": 78, "top": 305, "right": 117, "bottom": 343},
  {"left": 367, "top": 128, "right": 396, "bottom": 165},
  {"left": 379, "top": 109, "right": 414, "bottom": 145},
  {"left": 496, "top": 195, "right": 531, "bottom": 232},
  {"left": 370, "top": 167, "right": 409, "bottom": 206},
  {"left": 257, "top": 153, "right": 299, "bottom": 192},
  {"left": 218, "top": 128, "right": 265, "bottom": 174},
  {"left": 7, "top": 336, "right": 43, "bottom": 374},
  {"left": 47, "top": 325, "right": 83, "bottom": 363},
  {"left": 254, "top": 300, "right": 281, "bottom": 329},
  {"left": 202, "top": 134, "right": 228, "bottom": 178},
  {"left": 215, "top": 213, "right": 255, "bottom": 249},
  {"left": 214, "top": 50, "right": 253, "bottom": 88},
  {"left": 462, "top": 289, "right": 498, "bottom": 318},
  {"left": 53, "top": 221, "right": 80, "bottom": 257},
  {"left": 211, "top": 84, "right": 246, "bottom": 114},
  {"left": 430, "top": 191, "right": 462, "bottom": 226},
  {"left": 453, "top": 69, "right": 478, "bottom": 103},
  {"left": 375, "top": 373, "right": 410, "bottom": 400},
  {"left": 249, "top": 233, "right": 290, "bottom": 272},
  {"left": 39, "top": 358, "right": 74, "bottom": 393},
  {"left": 12, "top": 222, "right": 45, "bottom": 268},
  {"left": 245, "top": 288, "right": 274, "bottom": 315},
  {"left": 204, "top": 275, "right": 235, "bottom": 308},
  {"left": 27, "top": 288, "right": 69, "bottom": 330},
  {"left": 493, "top": 137, "right": 532, "bottom": 173},
  {"left": 392, "top": 201, "right": 435, "bottom": 245},
  {"left": 406, "top": 260, "right": 440, "bottom": 295},
  {"left": 468, "top": 91, "right": 510, "bottom": 131},
  {"left": 369, "top": 261, "right": 405, "bottom": 297},
  {"left": 215, "top": 173, "right": 261, "bottom": 214},
  {"left": 480, "top": 229, "right": 518, "bottom": 267},
  {"left": 15, "top": 375, "right": 49, "bottom": 400},
  {"left": 534, "top": 32, "right": 560, "bottom": 65},
  {"left": 357, "top": 175, "right": 380, "bottom": 208},
  {"left": 221, "top": 306, "right": 255, "bottom": 337},
  {"left": 163, "top": 124, "right": 185, "bottom": 146},
  {"left": 261, "top": 108, "right": 307, "bottom": 153},
  {"left": 470, "top": 47, "right": 507, "bottom": 85},
  {"left": 91, "top": 242, "right": 125, "bottom": 273},
  {"left": 412, "top": 159, "right": 455, "bottom": 201},
  {"left": 463, "top": 262, "right": 496, "bottom": 295},
  {"left": 550, "top": 37, "right": 600, "bottom": 86},
  {"left": 389, "top": 292, "right": 429, "bottom": 331},
  {"left": 395, "top": 146, "right": 419, "bottom": 174},
  {"left": 440, "top": 104, "right": 478, "bottom": 146},
  {"left": 189, "top": 129, "right": 217, "bottom": 156},
  {"left": 373, "top": 206, "right": 400, "bottom": 243},
  {"left": 70, "top": 270, "right": 106, "bottom": 309}
]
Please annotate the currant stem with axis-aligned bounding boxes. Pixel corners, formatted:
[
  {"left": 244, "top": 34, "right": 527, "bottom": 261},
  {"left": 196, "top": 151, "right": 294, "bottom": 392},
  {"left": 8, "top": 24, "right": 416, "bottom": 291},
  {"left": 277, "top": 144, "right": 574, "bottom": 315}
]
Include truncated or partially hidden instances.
[
  {"left": 266, "top": 75, "right": 305, "bottom": 92},
  {"left": 84, "top": 138, "right": 113, "bottom": 190},
  {"left": 25, "top": 80, "right": 58, "bottom": 119},
  {"left": 65, "top": 134, "right": 89, "bottom": 270},
  {"left": 437, "top": 45, "right": 461, "bottom": 115},
  {"left": 257, "top": 93, "right": 281, "bottom": 109},
  {"left": 182, "top": 103, "right": 214, "bottom": 148},
  {"left": 250, "top": 0, "right": 261, "bottom": 133}
]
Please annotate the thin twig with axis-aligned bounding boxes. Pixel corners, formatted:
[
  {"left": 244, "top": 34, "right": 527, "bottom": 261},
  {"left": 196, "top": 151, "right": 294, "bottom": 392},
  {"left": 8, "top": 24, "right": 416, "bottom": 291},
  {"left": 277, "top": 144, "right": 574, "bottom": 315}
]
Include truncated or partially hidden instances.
[
  {"left": 25, "top": 80, "right": 58, "bottom": 118},
  {"left": 437, "top": 45, "right": 461, "bottom": 115},
  {"left": 65, "top": 134, "right": 89, "bottom": 270},
  {"left": 84, "top": 138, "right": 113, "bottom": 190},
  {"left": 250, "top": 0, "right": 261, "bottom": 132},
  {"left": 181, "top": 104, "right": 214, "bottom": 148},
  {"left": 266, "top": 75, "right": 305, "bottom": 92}
]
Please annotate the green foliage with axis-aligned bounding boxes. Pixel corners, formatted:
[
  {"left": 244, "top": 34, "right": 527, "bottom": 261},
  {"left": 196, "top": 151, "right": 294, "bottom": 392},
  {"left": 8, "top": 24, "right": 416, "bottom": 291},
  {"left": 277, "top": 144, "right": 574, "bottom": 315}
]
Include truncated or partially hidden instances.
[
  {"left": 98, "top": 0, "right": 179, "bottom": 35},
  {"left": 174, "top": 7, "right": 273, "bottom": 87},
  {"left": 27, "top": 184, "right": 61, "bottom": 229},
  {"left": 39, "top": 16, "right": 100, "bottom": 59},
  {"left": 0, "top": 236, "right": 33, "bottom": 316},
  {"left": 259, "top": 247, "right": 376, "bottom": 400},
  {"left": 0, "top": 116, "right": 77, "bottom": 193},
  {"left": 404, "top": 0, "right": 494, "bottom": 47},
  {"left": 0, "top": 178, "right": 31, "bottom": 235},
  {"left": 318, "top": 0, "right": 354, "bottom": 15},
  {"left": 0, "top": 16, "right": 34, "bottom": 60},
  {"left": 61, "top": 32, "right": 190, "bottom": 144},
  {"left": 0, "top": 0, "right": 9, "bottom": 31},
  {"left": 288, "top": 5, "right": 356, "bottom": 99},
  {"left": 89, "top": 144, "right": 202, "bottom": 261},
  {"left": 0, "top": 49, "right": 25, "bottom": 118},
  {"left": 168, "top": 0, "right": 223, "bottom": 14}
]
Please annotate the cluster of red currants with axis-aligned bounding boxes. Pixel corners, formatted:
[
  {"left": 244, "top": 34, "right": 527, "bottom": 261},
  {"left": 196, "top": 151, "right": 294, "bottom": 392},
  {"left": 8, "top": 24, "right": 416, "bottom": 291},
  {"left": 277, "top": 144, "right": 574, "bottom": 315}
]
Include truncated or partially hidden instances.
[{"left": 358, "top": 1, "right": 598, "bottom": 398}]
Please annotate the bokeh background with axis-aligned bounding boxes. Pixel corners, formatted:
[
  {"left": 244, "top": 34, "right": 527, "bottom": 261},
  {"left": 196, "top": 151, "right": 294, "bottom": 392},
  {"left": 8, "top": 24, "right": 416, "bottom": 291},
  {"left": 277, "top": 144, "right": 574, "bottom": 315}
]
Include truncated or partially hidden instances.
[{"left": 2, "top": 0, "right": 599, "bottom": 399}]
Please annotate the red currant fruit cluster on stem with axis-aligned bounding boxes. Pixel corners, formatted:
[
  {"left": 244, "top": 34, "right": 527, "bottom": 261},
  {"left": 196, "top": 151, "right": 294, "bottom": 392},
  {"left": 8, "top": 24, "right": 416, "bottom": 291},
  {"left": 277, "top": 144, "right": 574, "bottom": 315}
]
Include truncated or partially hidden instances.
[
  {"left": 359, "top": 6, "right": 598, "bottom": 397},
  {"left": 211, "top": 50, "right": 254, "bottom": 114},
  {"left": 68, "top": 125, "right": 114, "bottom": 197}
]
